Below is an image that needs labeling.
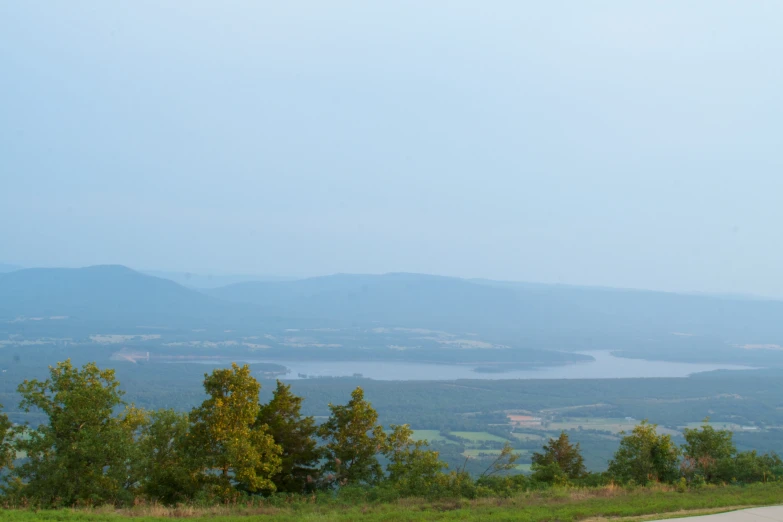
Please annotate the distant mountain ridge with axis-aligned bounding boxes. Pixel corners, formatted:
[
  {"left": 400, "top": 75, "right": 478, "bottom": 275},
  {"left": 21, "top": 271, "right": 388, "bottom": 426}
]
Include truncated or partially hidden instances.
[
  {"left": 142, "top": 270, "right": 297, "bottom": 289},
  {"left": 207, "top": 272, "right": 783, "bottom": 343},
  {"left": 0, "top": 265, "right": 225, "bottom": 324},
  {"left": 0, "top": 263, "right": 23, "bottom": 273},
  {"left": 4, "top": 266, "right": 783, "bottom": 349},
  {"left": 206, "top": 272, "right": 528, "bottom": 332}
]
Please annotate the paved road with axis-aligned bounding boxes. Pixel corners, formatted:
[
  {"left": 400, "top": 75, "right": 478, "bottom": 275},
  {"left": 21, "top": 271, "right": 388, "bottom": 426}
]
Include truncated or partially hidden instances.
[{"left": 654, "top": 507, "right": 783, "bottom": 522}]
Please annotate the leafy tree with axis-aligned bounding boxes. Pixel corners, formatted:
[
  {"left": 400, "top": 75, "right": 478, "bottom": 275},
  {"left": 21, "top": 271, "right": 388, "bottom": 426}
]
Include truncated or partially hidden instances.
[
  {"left": 531, "top": 431, "right": 586, "bottom": 483},
  {"left": 138, "top": 409, "right": 199, "bottom": 504},
  {"left": 318, "top": 386, "right": 386, "bottom": 487},
  {"left": 0, "top": 404, "right": 14, "bottom": 473},
  {"left": 12, "top": 360, "right": 147, "bottom": 506},
  {"left": 383, "top": 424, "right": 447, "bottom": 495},
  {"left": 188, "top": 363, "right": 281, "bottom": 495},
  {"left": 681, "top": 420, "right": 735, "bottom": 483},
  {"left": 716, "top": 450, "right": 783, "bottom": 484},
  {"left": 608, "top": 421, "right": 681, "bottom": 484},
  {"left": 256, "top": 380, "right": 320, "bottom": 493}
]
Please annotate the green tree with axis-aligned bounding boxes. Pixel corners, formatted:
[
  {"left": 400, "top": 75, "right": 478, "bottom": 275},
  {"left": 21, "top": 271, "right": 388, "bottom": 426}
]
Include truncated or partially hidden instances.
[
  {"left": 256, "top": 380, "right": 320, "bottom": 493},
  {"left": 12, "top": 360, "right": 146, "bottom": 506},
  {"left": 318, "top": 386, "right": 386, "bottom": 487},
  {"left": 383, "top": 424, "right": 447, "bottom": 495},
  {"left": 681, "top": 420, "right": 736, "bottom": 483},
  {"left": 138, "top": 409, "right": 199, "bottom": 504},
  {"left": 0, "top": 404, "right": 14, "bottom": 473},
  {"left": 188, "top": 363, "right": 281, "bottom": 496},
  {"left": 716, "top": 450, "right": 783, "bottom": 484},
  {"left": 531, "top": 431, "right": 586, "bottom": 483},
  {"left": 608, "top": 421, "right": 681, "bottom": 484}
]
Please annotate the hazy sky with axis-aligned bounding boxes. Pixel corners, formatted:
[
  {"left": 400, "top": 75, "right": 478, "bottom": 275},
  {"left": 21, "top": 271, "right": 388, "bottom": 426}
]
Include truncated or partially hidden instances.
[{"left": 2, "top": 2, "right": 783, "bottom": 295}]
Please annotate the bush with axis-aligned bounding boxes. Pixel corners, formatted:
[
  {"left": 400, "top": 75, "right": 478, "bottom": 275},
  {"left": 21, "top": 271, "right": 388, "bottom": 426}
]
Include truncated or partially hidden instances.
[
  {"left": 475, "top": 474, "right": 529, "bottom": 497},
  {"left": 430, "top": 471, "right": 478, "bottom": 499},
  {"left": 690, "top": 474, "right": 706, "bottom": 488},
  {"left": 572, "top": 472, "right": 612, "bottom": 488},
  {"left": 676, "top": 477, "right": 688, "bottom": 493},
  {"left": 531, "top": 462, "right": 570, "bottom": 486}
]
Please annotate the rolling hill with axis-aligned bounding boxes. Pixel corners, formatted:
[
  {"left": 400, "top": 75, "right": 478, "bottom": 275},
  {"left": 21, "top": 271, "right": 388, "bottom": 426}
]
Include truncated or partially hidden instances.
[
  {"left": 3, "top": 266, "right": 783, "bottom": 365},
  {"left": 207, "top": 273, "right": 783, "bottom": 339},
  {"left": 206, "top": 273, "right": 783, "bottom": 363},
  {"left": 143, "top": 270, "right": 296, "bottom": 289},
  {"left": 0, "top": 265, "right": 227, "bottom": 324},
  {"left": 205, "top": 272, "right": 531, "bottom": 330}
]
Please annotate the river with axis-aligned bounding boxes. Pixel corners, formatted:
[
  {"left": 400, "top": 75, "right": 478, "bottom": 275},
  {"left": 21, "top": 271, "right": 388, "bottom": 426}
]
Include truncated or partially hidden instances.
[{"left": 220, "top": 350, "right": 756, "bottom": 381}]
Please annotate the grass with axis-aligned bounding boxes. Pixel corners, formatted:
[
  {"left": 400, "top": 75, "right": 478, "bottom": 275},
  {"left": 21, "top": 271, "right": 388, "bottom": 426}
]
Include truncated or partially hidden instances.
[
  {"left": 462, "top": 449, "right": 529, "bottom": 458},
  {"left": 462, "top": 448, "right": 503, "bottom": 457},
  {"left": 546, "top": 418, "right": 679, "bottom": 436},
  {"left": 3, "top": 483, "right": 782, "bottom": 521},
  {"left": 680, "top": 422, "right": 751, "bottom": 431},
  {"left": 512, "top": 433, "right": 544, "bottom": 442},
  {"left": 411, "top": 430, "right": 457, "bottom": 444},
  {"left": 450, "top": 431, "right": 511, "bottom": 443}
]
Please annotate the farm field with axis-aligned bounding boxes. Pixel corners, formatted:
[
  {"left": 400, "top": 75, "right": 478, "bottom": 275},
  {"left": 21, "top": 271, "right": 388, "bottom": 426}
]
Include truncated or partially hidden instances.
[
  {"left": 450, "top": 431, "right": 511, "bottom": 443},
  {"left": 511, "top": 432, "right": 544, "bottom": 441},
  {"left": 544, "top": 417, "right": 679, "bottom": 435},
  {"left": 411, "top": 430, "right": 457, "bottom": 444},
  {"left": 462, "top": 448, "right": 529, "bottom": 458},
  {"left": 680, "top": 422, "right": 757, "bottom": 431}
]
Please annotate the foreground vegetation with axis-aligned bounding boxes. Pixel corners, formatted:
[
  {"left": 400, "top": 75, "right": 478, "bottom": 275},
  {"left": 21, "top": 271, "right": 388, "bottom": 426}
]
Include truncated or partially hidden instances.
[
  {"left": 6, "top": 349, "right": 783, "bottom": 476},
  {"left": 3, "top": 483, "right": 783, "bottom": 521},
  {"left": 0, "top": 360, "right": 781, "bottom": 515}
]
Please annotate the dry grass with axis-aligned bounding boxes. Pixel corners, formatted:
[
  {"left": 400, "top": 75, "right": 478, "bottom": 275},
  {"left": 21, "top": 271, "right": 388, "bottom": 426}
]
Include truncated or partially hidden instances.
[{"left": 6, "top": 483, "right": 783, "bottom": 521}]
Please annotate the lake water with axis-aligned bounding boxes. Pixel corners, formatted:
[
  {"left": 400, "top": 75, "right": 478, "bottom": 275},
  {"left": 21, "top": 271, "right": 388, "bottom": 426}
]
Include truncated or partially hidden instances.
[{"left": 224, "top": 350, "right": 755, "bottom": 381}]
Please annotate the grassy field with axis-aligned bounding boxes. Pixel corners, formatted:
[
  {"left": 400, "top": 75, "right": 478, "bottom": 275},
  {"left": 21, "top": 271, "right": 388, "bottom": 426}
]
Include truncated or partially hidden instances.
[
  {"left": 680, "top": 422, "right": 750, "bottom": 431},
  {"left": 512, "top": 432, "right": 544, "bottom": 441},
  {"left": 3, "top": 483, "right": 782, "bottom": 521},
  {"left": 462, "top": 448, "right": 529, "bottom": 458},
  {"left": 450, "top": 431, "right": 511, "bottom": 443},
  {"left": 546, "top": 418, "right": 679, "bottom": 436},
  {"left": 411, "top": 430, "right": 457, "bottom": 444},
  {"left": 462, "top": 448, "right": 504, "bottom": 457}
]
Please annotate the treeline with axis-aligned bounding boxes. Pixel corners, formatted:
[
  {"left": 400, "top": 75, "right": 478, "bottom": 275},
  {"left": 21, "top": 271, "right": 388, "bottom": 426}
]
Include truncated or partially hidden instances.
[
  {"left": 0, "top": 360, "right": 781, "bottom": 509},
  {"left": 530, "top": 425, "right": 783, "bottom": 488},
  {"left": 0, "top": 360, "right": 516, "bottom": 507}
]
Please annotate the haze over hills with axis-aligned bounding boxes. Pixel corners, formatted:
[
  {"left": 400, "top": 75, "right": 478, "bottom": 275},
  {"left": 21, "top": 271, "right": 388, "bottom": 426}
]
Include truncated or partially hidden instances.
[
  {"left": 142, "top": 270, "right": 297, "bottom": 289},
  {"left": 207, "top": 274, "right": 783, "bottom": 343},
  {"left": 0, "top": 263, "right": 293, "bottom": 288},
  {"left": 205, "top": 273, "right": 527, "bottom": 333},
  {"left": 0, "top": 263, "right": 22, "bottom": 273},
  {"left": 0, "top": 265, "right": 230, "bottom": 325},
  {"left": 2, "top": 265, "right": 783, "bottom": 366}
]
